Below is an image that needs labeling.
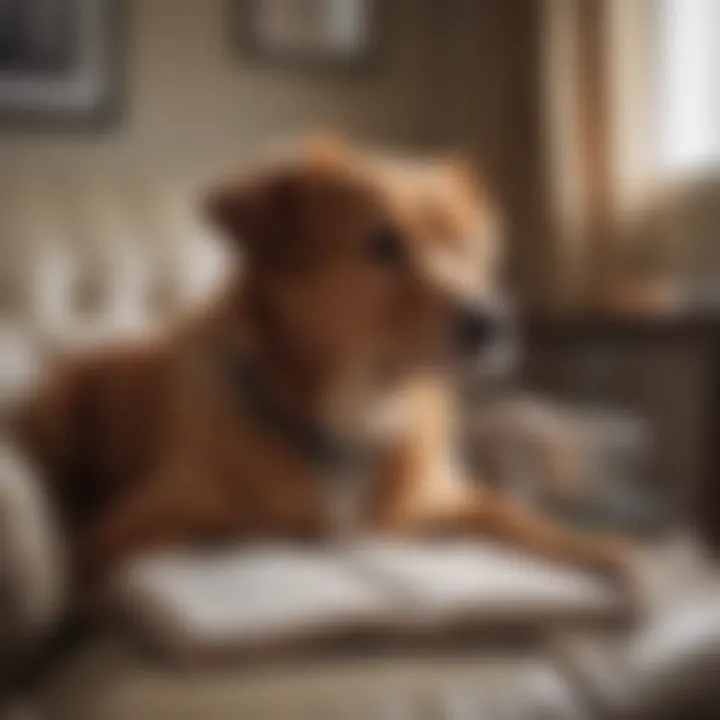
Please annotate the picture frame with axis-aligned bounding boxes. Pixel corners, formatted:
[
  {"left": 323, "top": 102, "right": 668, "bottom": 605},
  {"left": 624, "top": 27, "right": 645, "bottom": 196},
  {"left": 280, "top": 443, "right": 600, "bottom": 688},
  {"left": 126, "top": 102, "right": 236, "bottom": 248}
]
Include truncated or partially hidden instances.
[
  {"left": 236, "top": 0, "right": 382, "bottom": 70},
  {"left": 0, "top": 0, "right": 123, "bottom": 129}
]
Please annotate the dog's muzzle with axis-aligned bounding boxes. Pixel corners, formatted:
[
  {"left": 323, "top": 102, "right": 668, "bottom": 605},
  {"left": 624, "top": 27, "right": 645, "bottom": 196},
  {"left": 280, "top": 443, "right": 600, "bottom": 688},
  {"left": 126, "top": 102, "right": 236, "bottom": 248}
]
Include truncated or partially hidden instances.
[
  {"left": 454, "top": 299, "right": 510, "bottom": 356},
  {"left": 452, "top": 297, "right": 519, "bottom": 382}
]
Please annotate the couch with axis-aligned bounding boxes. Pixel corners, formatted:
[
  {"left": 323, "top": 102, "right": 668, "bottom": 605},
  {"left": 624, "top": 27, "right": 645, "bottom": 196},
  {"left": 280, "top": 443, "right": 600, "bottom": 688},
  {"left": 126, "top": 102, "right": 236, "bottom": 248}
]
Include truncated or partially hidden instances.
[{"left": 0, "top": 173, "right": 714, "bottom": 720}]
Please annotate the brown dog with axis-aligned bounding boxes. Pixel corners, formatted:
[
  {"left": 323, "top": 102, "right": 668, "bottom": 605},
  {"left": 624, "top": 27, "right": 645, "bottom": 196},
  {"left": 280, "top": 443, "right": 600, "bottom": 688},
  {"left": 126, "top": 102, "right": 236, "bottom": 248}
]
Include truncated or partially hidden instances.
[{"left": 13, "top": 138, "right": 630, "bottom": 595}]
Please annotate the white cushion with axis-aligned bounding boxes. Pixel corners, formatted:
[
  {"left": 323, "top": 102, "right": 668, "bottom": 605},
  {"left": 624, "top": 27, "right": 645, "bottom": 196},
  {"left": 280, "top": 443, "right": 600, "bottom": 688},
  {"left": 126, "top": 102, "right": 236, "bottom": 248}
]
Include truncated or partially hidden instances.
[{"left": 0, "top": 174, "right": 230, "bottom": 366}]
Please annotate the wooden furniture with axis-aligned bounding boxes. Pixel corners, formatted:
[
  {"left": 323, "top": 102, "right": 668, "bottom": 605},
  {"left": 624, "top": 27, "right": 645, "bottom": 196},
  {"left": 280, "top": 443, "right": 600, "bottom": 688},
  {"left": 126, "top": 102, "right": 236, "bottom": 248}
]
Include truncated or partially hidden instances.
[{"left": 522, "top": 315, "right": 720, "bottom": 554}]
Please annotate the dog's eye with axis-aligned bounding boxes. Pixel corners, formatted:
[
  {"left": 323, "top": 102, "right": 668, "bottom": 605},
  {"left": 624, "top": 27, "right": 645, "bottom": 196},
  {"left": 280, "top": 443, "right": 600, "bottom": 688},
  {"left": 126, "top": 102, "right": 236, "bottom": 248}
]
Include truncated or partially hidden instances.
[{"left": 365, "top": 226, "right": 405, "bottom": 268}]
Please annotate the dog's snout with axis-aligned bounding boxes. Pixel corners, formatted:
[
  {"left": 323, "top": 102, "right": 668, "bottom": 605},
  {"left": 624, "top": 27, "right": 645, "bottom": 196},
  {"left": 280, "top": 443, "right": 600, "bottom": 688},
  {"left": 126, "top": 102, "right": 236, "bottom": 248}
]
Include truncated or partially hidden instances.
[{"left": 455, "top": 303, "right": 505, "bottom": 354}]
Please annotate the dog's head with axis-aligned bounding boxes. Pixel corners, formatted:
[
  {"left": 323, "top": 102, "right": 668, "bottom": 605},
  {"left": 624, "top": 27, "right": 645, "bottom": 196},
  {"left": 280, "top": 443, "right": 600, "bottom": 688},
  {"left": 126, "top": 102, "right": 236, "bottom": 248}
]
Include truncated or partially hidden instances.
[{"left": 206, "top": 137, "right": 508, "bottom": 400}]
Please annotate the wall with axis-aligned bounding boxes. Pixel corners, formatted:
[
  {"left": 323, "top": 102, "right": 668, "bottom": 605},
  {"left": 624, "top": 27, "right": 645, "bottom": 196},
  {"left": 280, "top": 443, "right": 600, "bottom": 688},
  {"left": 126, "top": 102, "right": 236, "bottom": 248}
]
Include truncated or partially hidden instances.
[
  {"left": 0, "top": 0, "right": 445, "bottom": 175},
  {"left": 433, "top": 0, "right": 557, "bottom": 308},
  {"left": 0, "top": 0, "right": 556, "bottom": 308}
]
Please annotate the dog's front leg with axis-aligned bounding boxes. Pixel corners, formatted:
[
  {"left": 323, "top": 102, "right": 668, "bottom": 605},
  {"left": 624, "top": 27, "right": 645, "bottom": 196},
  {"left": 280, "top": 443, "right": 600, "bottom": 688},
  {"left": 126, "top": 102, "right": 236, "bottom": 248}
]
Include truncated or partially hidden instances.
[
  {"left": 76, "top": 470, "right": 236, "bottom": 594},
  {"left": 373, "top": 384, "right": 635, "bottom": 585},
  {"left": 377, "top": 477, "right": 634, "bottom": 585}
]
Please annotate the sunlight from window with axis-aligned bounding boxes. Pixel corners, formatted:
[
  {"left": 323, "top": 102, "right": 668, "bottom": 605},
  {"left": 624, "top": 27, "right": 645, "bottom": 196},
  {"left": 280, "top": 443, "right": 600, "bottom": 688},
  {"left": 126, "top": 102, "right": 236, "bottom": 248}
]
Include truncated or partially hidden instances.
[{"left": 657, "top": 0, "right": 720, "bottom": 174}]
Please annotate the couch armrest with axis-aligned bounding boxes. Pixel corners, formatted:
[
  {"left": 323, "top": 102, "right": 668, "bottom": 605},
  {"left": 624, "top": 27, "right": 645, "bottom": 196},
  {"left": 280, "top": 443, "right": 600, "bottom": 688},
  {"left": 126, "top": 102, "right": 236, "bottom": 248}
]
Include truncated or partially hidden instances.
[{"left": 0, "top": 442, "right": 67, "bottom": 664}]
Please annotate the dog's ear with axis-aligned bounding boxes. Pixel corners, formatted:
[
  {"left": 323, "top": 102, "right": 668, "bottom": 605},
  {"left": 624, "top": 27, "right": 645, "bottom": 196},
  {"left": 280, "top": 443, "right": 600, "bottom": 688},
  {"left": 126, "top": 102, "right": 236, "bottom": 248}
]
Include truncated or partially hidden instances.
[{"left": 205, "top": 168, "right": 310, "bottom": 270}]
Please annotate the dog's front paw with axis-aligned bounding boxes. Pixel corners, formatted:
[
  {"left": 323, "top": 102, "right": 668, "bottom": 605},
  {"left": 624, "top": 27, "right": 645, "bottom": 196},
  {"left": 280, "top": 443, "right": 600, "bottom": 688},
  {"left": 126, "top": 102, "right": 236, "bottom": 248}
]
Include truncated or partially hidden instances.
[{"left": 586, "top": 537, "right": 643, "bottom": 598}]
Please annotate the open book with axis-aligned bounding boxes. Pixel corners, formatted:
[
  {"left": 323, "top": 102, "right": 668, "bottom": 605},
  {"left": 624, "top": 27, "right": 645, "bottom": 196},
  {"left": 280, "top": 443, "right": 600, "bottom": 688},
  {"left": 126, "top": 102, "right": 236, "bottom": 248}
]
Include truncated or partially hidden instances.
[{"left": 116, "top": 539, "right": 628, "bottom": 661}]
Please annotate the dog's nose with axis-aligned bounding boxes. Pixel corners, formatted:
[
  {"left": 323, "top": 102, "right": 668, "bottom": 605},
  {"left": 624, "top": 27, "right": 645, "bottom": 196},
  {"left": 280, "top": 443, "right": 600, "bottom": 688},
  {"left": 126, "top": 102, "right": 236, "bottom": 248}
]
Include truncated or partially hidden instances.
[{"left": 455, "top": 302, "right": 505, "bottom": 354}]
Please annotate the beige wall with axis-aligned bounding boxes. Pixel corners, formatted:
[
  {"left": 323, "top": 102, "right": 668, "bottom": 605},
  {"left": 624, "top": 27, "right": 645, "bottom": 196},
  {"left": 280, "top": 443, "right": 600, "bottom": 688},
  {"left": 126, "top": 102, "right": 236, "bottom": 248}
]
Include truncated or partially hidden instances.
[
  {"left": 0, "top": 0, "right": 556, "bottom": 307},
  {"left": 0, "top": 0, "right": 446, "bottom": 175}
]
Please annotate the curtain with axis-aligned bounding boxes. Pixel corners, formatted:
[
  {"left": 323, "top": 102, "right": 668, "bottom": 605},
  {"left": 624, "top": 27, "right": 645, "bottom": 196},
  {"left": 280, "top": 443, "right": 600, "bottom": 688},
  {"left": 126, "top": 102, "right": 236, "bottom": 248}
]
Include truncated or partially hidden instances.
[
  {"left": 440, "top": 0, "right": 558, "bottom": 312},
  {"left": 542, "top": 0, "right": 657, "bottom": 311},
  {"left": 441, "top": 0, "right": 658, "bottom": 312}
]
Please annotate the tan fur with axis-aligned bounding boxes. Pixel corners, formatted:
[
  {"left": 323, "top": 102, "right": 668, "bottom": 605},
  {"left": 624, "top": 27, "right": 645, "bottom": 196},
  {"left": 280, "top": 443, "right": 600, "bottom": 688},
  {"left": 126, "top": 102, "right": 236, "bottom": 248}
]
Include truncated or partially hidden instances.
[{"left": 13, "top": 138, "right": 630, "bottom": 596}]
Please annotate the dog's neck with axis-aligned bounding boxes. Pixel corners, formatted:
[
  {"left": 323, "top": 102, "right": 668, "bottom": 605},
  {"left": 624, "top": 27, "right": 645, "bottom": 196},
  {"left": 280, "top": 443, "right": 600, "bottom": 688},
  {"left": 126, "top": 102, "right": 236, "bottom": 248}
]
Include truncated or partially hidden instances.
[
  {"left": 209, "top": 290, "right": 409, "bottom": 469},
  {"left": 214, "top": 346, "right": 367, "bottom": 471}
]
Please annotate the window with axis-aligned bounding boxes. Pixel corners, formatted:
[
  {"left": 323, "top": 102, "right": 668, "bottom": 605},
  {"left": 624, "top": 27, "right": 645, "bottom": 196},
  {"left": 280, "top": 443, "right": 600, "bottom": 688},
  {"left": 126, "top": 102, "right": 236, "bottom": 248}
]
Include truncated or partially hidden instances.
[{"left": 657, "top": 0, "right": 720, "bottom": 174}]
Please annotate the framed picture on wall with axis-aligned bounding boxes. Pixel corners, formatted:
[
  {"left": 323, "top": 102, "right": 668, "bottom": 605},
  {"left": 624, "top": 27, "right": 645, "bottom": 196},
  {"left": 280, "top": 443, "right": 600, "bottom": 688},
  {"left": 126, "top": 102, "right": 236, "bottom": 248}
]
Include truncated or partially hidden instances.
[
  {"left": 0, "top": 0, "right": 121, "bottom": 128},
  {"left": 237, "top": 0, "right": 382, "bottom": 68}
]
